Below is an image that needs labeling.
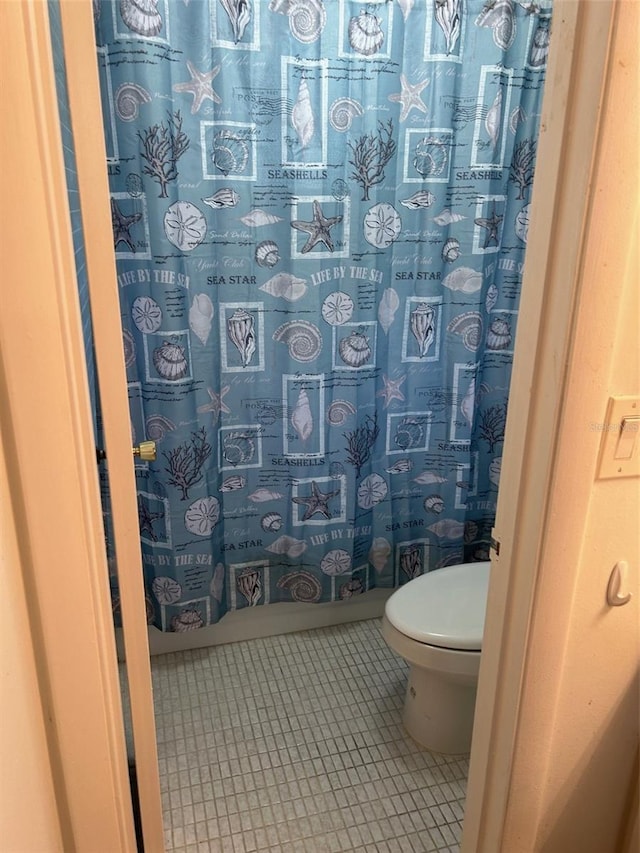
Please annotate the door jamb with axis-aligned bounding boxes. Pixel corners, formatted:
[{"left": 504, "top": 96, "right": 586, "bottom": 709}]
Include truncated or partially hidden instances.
[
  {"left": 58, "top": 2, "right": 165, "bottom": 850},
  {"left": 0, "top": 2, "right": 140, "bottom": 849}
]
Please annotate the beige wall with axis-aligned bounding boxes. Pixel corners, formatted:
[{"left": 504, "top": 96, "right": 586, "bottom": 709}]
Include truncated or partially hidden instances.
[
  {"left": 0, "top": 2, "right": 137, "bottom": 849},
  {"left": 0, "top": 440, "right": 63, "bottom": 852},
  {"left": 464, "top": 2, "right": 639, "bottom": 850},
  {"left": 0, "top": 2, "right": 63, "bottom": 846},
  {"left": 502, "top": 1, "right": 640, "bottom": 849}
]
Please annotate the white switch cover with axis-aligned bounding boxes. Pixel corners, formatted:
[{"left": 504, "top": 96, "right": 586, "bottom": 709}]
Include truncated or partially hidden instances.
[{"left": 597, "top": 396, "right": 640, "bottom": 479}]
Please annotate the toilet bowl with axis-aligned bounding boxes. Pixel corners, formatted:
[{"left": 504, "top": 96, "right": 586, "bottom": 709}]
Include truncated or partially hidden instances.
[{"left": 382, "top": 560, "right": 491, "bottom": 754}]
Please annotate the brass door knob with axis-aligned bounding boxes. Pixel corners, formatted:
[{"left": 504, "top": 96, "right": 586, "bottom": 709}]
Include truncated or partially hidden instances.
[{"left": 132, "top": 440, "right": 157, "bottom": 462}]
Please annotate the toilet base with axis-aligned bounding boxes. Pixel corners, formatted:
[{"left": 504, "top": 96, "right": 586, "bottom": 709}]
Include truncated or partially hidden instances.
[{"left": 402, "top": 664, "right": 477, "bottom": 754}]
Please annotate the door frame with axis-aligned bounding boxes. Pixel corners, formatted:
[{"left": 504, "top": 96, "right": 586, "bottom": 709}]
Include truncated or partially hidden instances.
[
  {"left": 462, "top": 0, "right": 620, "bottom": 848},
  {"left": 0, "top": 0, "right": 622, "bottom": 849},
  {"left": 58, "top": 1, "right": 166, "bottom": 849},
  {"left": 1, "top": 1, "right": 140, "bottom": 850}
]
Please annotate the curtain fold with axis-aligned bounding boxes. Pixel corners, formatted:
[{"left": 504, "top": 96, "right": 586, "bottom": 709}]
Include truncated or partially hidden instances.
[{"left": 94, "top": 0, "right": 552, "bottom": 631}]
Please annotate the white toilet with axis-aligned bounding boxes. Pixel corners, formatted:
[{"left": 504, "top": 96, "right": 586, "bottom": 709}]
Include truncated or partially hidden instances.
[{"left": 382, "top": 560, "right": 491, "bottom": 754}]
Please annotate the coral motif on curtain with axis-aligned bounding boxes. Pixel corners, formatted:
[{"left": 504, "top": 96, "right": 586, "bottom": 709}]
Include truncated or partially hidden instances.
[{"left": 94, "top": 0, "right": 552, "bottom": 631}]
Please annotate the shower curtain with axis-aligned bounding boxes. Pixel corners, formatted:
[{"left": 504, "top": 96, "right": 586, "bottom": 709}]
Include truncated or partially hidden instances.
[{"left": 93, "top": 0, "right": 551, "bottom": 632}]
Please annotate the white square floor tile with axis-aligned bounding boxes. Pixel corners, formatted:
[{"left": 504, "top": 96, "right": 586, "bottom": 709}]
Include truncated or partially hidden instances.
[{"left": 140, "top": 618, "right": 467, "bottom": 852}]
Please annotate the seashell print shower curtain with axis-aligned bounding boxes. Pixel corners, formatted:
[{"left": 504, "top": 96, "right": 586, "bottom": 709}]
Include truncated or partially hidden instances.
[{"left": 92, "top": 0, "right": 552, "bottom": 631}]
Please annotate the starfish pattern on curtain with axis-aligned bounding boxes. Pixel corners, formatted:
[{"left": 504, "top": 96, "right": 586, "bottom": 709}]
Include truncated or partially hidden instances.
[{"left": 87, "top": 0, "right": 552, "bottom": 631}]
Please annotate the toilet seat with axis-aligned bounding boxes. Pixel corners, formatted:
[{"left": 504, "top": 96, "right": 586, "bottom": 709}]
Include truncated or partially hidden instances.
[{"left": 384, "top": 561, "right": 491, "bottom": 651}]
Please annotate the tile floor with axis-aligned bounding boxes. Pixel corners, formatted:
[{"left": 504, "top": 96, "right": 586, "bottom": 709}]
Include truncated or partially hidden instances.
[{"left": 141, "top": 618, "right": 468, "bottom": 852}]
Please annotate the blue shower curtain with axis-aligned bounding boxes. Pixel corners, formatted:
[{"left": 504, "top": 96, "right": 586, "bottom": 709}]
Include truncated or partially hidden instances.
[{"left": 93, "top": 0, "right": 551, "bottom": 631}]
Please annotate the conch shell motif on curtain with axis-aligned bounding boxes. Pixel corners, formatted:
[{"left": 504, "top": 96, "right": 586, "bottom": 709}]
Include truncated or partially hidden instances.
[{"left": 219, "top": 0, "right": 252, "bottom": 43}]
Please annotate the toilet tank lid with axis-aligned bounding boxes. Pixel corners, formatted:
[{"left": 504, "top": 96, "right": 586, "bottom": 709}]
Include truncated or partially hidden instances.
[{"left": 384, "top": 561, "right": 491, "bottom": 651}]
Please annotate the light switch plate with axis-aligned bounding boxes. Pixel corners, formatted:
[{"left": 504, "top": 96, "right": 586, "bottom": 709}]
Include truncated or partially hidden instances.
[{"left": 597, "top": 396, "right": 640, "bottom": 479}]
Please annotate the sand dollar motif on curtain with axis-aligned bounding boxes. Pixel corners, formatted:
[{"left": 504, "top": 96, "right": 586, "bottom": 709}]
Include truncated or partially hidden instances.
[{"left": 93, "top": 0, "right": 552, "bottom": 631}]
